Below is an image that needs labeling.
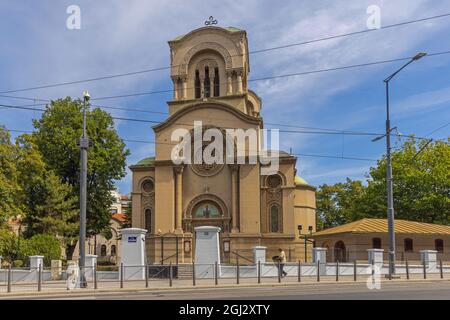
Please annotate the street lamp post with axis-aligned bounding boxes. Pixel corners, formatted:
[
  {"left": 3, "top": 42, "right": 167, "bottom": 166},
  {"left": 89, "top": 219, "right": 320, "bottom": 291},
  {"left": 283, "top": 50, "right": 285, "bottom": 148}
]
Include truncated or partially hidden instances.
[
  {"left": 380, "top": 52, "right": 426, "bottom": 275},
  {"left": 79, "top": 90, "right": 90, "bottom": 288}
]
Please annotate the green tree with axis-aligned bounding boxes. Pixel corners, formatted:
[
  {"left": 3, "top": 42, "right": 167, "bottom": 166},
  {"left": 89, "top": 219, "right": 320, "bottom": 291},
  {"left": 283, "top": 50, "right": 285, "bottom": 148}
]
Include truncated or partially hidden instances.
[
  {"left": 20, "top": 234, "right": 61, "bottom": 266},
  {"left": 31, "top": 98, "right": 129, "bottom": 257},
  {"left": 316, "top": 138, "right": 450, "bottom": 228},
  {"left": 0, "top": 126, "right": 23, "bottom": 227}
]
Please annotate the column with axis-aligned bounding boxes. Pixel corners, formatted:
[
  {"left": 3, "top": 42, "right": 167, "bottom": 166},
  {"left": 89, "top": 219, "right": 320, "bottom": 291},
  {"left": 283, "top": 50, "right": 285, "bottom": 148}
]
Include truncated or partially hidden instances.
[
  {"left": 174, "top": 166, "right": 184, "bottom": 233},
  {"left": 182, "top": 77, "right": 187, "bottom": 99},
  {"left": 237, "top": 72, "right": 243, "bottom": 94},
  {"left": 230, "top": 164, "right": 239, "bottom": 233},
  {"left": 200, "top": 76, "right": 205, "bottom": 98},
  {"left": 173, "top": 79, "right": 178, "bottom": 100},
  {"left": 227, "top": 72, "right": 233, "bottom": 95}
]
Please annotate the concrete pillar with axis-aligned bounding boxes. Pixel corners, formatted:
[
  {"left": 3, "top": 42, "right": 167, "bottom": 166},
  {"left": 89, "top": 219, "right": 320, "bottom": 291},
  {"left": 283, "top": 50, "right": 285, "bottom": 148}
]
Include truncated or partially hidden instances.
[
  {"left": 253, "top": 246, "right": 267, "bottom": 264},
  {"left": 230, "top": 164, "right": 239, "bottom": 233},
  {"left": 195, "top": 226, "right": 221, "bottom": 278},
  {"left": 66, "top": 260, "right": 79, "bottom": 290},
  {"left": 29, "top": 255, "right": 44, "bottom": 269},
  {"left": 420, "top": 250, "right": 437, "bottom": 269},
  {"left": 174, "top": 166, "right": 184, "bottom": 233},
  {"left": 312, "top": 247, "right": 327, "bottom": 264},
  {"left": 367, "top": 249, "right": 384, "bottom": 267},
  {"left": 51, "top": 260, "right": 63, "bottom": 280},
  {"left": 227, "top": 73, "right": 233, "bottom": 95},
  {"left": 120, "top": 228, "right": 148, "bottom": 279}
]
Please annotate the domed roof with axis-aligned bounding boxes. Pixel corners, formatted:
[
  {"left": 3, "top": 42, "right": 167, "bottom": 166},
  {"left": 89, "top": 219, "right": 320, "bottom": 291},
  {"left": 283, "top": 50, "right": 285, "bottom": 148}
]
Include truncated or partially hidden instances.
[{"left": 295, "top": 175, "right": 309, "bottom": 186}]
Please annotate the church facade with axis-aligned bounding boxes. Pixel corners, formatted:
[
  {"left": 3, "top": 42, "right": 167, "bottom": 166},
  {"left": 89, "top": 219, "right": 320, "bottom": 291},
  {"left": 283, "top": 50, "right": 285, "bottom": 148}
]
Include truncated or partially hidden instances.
[{"left": 130, "top": 26, "right": 316, "bottom": 264}]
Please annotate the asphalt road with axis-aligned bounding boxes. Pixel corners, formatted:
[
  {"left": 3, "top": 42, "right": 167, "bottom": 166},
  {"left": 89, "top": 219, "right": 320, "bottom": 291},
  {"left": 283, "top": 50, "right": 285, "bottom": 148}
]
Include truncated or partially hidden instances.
[{"left": 9, "top": 280, "right": 450, "bottom": 300}]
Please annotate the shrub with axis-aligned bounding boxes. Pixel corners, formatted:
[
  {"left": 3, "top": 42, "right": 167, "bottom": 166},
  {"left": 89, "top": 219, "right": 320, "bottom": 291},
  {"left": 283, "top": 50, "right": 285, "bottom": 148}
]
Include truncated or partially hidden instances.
[
  {"left": 20, "top": 234, "right": 61, "bottom": 266},
  {"left": 13, "top": 260, "right": 24, "bottom": 268}
]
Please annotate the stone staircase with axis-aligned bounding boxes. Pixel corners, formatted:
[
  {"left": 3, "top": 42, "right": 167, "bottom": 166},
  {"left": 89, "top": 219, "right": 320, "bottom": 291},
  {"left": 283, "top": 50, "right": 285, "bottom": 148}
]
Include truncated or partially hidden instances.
[{"left": 177, "top": 264, "right": 194, "bottom": 279}]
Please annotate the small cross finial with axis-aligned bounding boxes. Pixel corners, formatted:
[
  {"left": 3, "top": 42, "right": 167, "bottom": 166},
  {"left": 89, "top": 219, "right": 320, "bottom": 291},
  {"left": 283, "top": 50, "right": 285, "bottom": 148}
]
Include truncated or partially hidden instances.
[{"left": 205, "top": 16, "right": 218, "bottom": 26}]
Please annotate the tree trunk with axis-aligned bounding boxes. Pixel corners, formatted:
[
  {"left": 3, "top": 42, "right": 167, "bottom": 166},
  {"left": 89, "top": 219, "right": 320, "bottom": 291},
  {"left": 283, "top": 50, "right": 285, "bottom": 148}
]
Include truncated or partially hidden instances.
[{"left": 66, "top": 242, "right": 77, "bottom": 261}]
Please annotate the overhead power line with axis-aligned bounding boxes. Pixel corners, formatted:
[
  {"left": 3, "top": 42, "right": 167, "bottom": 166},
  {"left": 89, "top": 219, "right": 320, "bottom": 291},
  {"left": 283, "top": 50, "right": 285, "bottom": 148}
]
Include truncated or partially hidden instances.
[
  {"left": 1, "top": 13, "right": 449, "bottom": 94},
  {"left": 2, "top": 50, "right": 450, "bottom": 104},
  {"left": 1, "top": 127, "right": 377, "bottom": 162},
  {"left": 1, "top": 102, "right": 447, "bottom": 145}
]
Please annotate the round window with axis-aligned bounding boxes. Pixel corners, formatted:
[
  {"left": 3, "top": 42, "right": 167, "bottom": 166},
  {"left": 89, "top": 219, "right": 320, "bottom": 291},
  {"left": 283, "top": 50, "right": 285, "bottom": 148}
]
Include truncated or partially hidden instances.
[
  {"left": 142, "top": 180, "right": 154, "bottom": 193},
  {"left": 267, "top": 175, "right": 282, "bottom": 188}
]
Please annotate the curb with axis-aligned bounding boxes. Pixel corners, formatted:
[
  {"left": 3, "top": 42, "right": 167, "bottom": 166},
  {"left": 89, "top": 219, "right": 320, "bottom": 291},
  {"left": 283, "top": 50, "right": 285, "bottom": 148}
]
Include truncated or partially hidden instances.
[{"left": 1, "top": 277, "right": 449, "bottom": 299}]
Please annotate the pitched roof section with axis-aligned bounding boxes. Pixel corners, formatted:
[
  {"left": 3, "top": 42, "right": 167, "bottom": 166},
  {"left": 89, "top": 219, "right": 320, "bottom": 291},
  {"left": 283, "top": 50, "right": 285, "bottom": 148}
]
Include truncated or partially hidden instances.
[{"left": 312, "top": 218, "right": 450, "bottom": 237}]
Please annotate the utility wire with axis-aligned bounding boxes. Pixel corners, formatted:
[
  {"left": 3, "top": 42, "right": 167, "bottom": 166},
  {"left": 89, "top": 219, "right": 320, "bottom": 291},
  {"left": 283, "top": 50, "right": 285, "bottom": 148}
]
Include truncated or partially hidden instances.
[
  {"left": 92, "top": 50, "right": 450, "bottom": 101},
  {"left": 1, "top": 127, "right": 377, "bottom": 162},
  {"left": 1, "top": 13, "right": 449, "bottom": 94},
  {"left": 2, "top": 50, "right": 450, "bottom": 104},
  {"left": 1, "top": 103, "right": 447, "bottom": 145}
]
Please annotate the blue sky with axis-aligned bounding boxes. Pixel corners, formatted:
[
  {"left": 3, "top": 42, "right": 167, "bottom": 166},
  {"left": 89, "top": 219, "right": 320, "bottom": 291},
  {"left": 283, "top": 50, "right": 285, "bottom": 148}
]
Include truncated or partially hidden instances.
[{"left": 1, "top": 0, "right": 449, "bottom": 194}]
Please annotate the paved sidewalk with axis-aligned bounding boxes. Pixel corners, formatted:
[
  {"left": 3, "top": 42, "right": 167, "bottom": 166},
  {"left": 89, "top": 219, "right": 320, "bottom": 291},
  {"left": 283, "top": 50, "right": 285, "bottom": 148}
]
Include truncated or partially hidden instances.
[{"left": 0, "top": 273, "right": 447, "bottom": 299}]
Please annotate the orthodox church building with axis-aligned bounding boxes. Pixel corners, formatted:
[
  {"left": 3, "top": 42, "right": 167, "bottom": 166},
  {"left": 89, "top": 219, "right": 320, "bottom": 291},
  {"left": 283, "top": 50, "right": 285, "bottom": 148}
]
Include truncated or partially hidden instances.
[{"left": 130, "top": 25, "right": 316, "bottom": 263}]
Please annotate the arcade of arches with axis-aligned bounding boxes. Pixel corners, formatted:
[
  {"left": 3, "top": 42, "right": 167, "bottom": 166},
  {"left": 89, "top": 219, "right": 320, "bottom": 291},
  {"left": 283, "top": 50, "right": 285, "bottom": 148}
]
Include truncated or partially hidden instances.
[{"left": 130, "top": 26, "right": 316, "bottom": 264}]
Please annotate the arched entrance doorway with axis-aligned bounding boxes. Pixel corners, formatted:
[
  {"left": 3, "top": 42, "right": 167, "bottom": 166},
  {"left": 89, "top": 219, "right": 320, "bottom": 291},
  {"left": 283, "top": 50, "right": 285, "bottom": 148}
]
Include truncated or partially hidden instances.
[{"left": 334, "top": 241, "right": 347, "bottom": 262}]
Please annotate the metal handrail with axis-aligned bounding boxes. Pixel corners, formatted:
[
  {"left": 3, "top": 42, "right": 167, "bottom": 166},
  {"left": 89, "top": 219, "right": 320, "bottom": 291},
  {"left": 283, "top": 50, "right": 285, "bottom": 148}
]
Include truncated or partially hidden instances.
[
  {"left": 231, "top": 251, "right": 253, "bottom": 264},
  {"left": 159, "top": 253, "right": 178, "bottom": 265}
]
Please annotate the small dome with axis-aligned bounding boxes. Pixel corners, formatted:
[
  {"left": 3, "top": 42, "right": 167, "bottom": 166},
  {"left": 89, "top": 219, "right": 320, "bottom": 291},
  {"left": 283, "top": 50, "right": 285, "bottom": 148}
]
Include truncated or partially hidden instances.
[{"left": 295, "top": 175, "right": 309, "bottom": 186}]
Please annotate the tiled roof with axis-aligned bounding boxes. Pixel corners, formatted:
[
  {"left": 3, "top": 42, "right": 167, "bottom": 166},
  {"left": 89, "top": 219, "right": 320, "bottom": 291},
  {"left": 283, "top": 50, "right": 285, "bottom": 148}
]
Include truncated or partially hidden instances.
[
  {"left": 112, "top": 213, "right": 127, "bottom": 224},
  {"left": 312, "top": 218, "right": 450, "bottom": 237}
]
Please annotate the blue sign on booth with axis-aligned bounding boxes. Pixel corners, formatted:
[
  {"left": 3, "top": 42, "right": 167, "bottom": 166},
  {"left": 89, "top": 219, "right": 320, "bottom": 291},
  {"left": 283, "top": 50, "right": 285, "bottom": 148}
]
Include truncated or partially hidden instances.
[{"left": 128, "top": 236, "right": 137, "bottom": 243}]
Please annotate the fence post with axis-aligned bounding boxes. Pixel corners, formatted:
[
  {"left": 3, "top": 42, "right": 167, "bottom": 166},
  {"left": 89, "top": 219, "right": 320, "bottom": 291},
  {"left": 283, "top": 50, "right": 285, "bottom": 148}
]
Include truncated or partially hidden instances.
[
  {"left": 7, "top": 265, "right": 12, "bottom": 293},
  {"left": 440, "top": 260, "right": 443, "bottom": 279},
  {"left": 214, "top": 262, "right": 218, "bottom": 285},
  {"left": 353, "top": 260, "right": 357, "bottom": 281},
  {"left": 298, "top": 261, "right": 301, "bottom": 283},
  {"left": 37, "top": 264, "right": 42, "bottom": 292},
  {"left": 145, "top": 264, "right": 149, "bottom": 288},
  {"left": 94, "top": 264, "right": 98, "bottom": 289},
  {"left": 316, "top": 261, "right": 320, "bottom": 282},
  {"left": 423, "top": 261, "right": 427, "bottom": 279},
  {"left": 258, "top": 261, "right": 261, "bottom": 284},
  {"left": 278, "top": 261, "right": 281, "bottom": 283},
  {"left": 169, "top": 262, "right": 173, "bottom": 287},
  {"left": 388, "top": 255, "right": 392, "bottom": 280},
  {"left": 236, "top": 257, "right": 240, "bottom": 285},
  {"left": 120, "top": 263, "right": 124, "bottom": 288},
  {"left": 192, "top": 261, "right": 196, "bottom": 286},
  {"left": 406, "top": 260, "right": 409, "bottom": 280},
  {"left": 336, "top": 260, "right": 339, "bottom": 282}
]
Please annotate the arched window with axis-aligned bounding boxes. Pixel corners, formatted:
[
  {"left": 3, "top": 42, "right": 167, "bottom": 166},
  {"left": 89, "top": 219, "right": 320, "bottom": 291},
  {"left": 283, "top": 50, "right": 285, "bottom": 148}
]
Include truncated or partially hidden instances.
[
  {"left": 100, "top": 244, "right": 107, "bottom": 256},
  {"left": 404, "top": 238, "right": 413, "bottom": 252},
  {"left": 204, "top": 66, "right": 210, "bottom": 98},
  {"left": 435, "top": 239, "right": 444, "bottom": 252},
  {"left": 111, "top": 245, "right": 116, "bottom": 256},
  {"left": 213, "top": 67, "right": 220, "bottom": 97},
  {"left": 145, "top": 209, "right": 152, "bottom": 233},
  {"left": 195, "top": 69, "right": 201, "bottom": 98},
  {"left": 270, "top": 205, "right": 280, "bottom": 233},
  {"left": 372, "top": 237, "right": 382, "bottom": 249},
  {"left": 334, "top": 241, "right": 346, "bottom": 262}
]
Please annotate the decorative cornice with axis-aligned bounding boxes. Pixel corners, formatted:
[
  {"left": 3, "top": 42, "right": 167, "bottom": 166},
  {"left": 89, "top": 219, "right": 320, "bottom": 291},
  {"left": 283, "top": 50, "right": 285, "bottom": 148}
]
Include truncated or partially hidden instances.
[{"left": 153, "top": 101, "right": 262, "bottom": 132}]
